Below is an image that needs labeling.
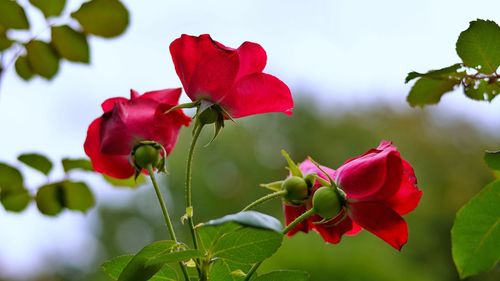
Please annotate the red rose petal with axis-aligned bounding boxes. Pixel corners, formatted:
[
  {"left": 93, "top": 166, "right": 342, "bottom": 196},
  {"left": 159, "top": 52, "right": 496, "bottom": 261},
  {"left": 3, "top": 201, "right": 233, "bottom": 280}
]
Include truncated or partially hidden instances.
[
  {"left": 283, "top": 204, "right": 310, "bottom": 236},
  {"left": 101, "top": 97, "right": 127, "bottom": 112},
  {"left": 221, "top": 73, "right": 293, "bottom": 118},
  {"left": 235, "top": 41, "right": 267, "bottom": 80},
  {"left": 311, "top": 211, "right": 354, "bottom": 244},
  {"left": 348, "top": 202, "right": 408, "bottom": 250},
  {"left": 84, "top": 118, "right": 135, "bottom": 179},
  {"left": 170, "top": 34, "right": 239, "bottom": 102},
  {"left": 140, "top": 88, "right": 183, "bottom": 105},
  {"left": 386, "top": 160, "right": 422, "bottom": 215}
]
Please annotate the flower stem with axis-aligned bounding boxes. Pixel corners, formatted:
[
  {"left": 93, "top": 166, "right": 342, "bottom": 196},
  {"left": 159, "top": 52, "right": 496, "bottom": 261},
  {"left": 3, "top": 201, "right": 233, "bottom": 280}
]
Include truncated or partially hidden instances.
[
  {"left": 147, "top": 166, "right": 190, "bottom": 281},
  {"left": 242, "top": 190, "right": 287, "bottom": 211},
  {"left": 244, "top": 208, "right": 316, "bottom": 280},
  {"left": 185, "top": 124, "right": 204, "bottom": 277},
  {"left": 281, "top": 208, "right": 315, "bottom": 235}
]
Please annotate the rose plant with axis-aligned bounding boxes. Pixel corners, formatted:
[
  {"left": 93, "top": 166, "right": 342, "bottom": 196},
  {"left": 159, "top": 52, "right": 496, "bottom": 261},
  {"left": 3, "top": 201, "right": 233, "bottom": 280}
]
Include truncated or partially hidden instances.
[{"left": 85, "top": 34, "right": 423, "bottom": 281}]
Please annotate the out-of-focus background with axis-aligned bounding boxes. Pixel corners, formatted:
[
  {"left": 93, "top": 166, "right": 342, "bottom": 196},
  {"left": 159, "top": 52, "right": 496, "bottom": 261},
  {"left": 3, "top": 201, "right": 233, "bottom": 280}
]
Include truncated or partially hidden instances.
[{"left": 0, "top": 0, "right": 499, "bottom": 280}]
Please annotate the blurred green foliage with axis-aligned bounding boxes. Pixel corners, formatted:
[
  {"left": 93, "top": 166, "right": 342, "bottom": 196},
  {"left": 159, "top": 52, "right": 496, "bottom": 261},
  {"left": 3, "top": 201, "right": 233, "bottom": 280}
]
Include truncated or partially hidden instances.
[{"left": 8, "top": 101, "right": 499, "bottom": 281}]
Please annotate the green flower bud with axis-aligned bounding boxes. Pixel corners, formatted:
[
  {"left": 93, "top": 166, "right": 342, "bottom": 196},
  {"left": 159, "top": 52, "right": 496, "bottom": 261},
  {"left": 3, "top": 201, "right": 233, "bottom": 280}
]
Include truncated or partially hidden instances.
[
  {"left": 312, "top": 186, "right": 342, "bottom": 219},
  {"left": 133, "top": 144, "right": 161, "bottom": 169},
  {"left": 282, "top": 176, "right": 309, "bottom": 202}
]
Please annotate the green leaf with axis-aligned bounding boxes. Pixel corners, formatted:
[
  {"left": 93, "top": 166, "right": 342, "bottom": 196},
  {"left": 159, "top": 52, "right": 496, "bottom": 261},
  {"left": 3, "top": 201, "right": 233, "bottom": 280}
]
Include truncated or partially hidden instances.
[
  {"left": 1, "top": 188, "right": 31, "bottom": 212},
  {"left": 71, "top": 0, "right": 129, "bottom": 38},
  {"left": 61, "top": 158, "right": 93, "bottom": 173},
  {"left": 62, "top": 181, "right": 95, "bottom": 212},
  {"left": 210, "top": 226, "right": 283, "bottom": 264},
  {"left": 118, "top": 240, "right": 202, "bottom": 281},
  {"left": 26, "top": 40, "right": 60, "bottom": 79},
  {"left": 29, "top": 0, "right": 65, "bottom": 18},
  {"left": 103, "top": 174, "right": 145, "bottom": 188},
  {"left": 51, "top": 25, "right": 90, "bottom": 63},
  {"left": 102, "top": 255, "right": 178, "bottom": 281},
  {"left": 484, "top": 150, "right": 500, "bottom": 171},
  {"left": 14, "top": 55, "right": 34, "bottom": 81},
  {"left": 463, "top": 78, "right": 499, "bottom": 102},
  {"left": 254, "top": 270, "right": 310, "bottom": 281},
  {"left": 198, "top": 221, "right": 241, "bottom": 252},
  {"left": 198, "top": 212, "right": 283, "bottom": 265},
  {"left": 405, "top": 63, "right": 464, "bottom": 83},
  {"left": 0, "top": 162, "right": 23, "bottom": 194},
  {"left": 260, "top": 181, "right": 283, "bottom": 192},
  {"left": 209, "top": 260, "right": 253, "bottom": 281},
  {"left": 18, "top": 153, "right": 53, "bottom": 176},
  {"left": 456, "top": 19, "right": 500, "bottom": 74},
  {"left": 0, "top": 163, "right": 30, "bottom": 212},
  {"left": 451, "top": 180, "right": 500, "bottom": 278},
  {"left": 407, "top": 77, "right": 460, "bottom": 107},
  {"left": 0, "top": 0, "right": 29, "bottom": 29},
  {"left": 36, "top": 180, "right": 95, "bottom": 216},
  {"left": 200, "top": 211, "right": 283, "bottom": 232}
]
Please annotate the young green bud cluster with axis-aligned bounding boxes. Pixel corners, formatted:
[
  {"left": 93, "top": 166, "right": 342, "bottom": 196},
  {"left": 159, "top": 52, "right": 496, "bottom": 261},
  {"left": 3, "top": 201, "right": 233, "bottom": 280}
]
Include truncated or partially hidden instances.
[
  {"left": 282, "top": 176, "right": 310, "bottom": 205},
  {"left": 132, "top": 143, "right": 162, "bottom": 170}
]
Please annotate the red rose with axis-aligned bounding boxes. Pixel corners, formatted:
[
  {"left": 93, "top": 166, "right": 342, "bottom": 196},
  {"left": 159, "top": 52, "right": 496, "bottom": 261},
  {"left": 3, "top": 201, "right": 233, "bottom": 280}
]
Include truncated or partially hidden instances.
[
  {"left": 284, "top": 141, "right": 422, "bottom": 250},
  {"left": 169, "top": 34, "right": 293, "bottom": 118},
  {"left": 84, "top": 89, "right": 191, "bottom": 179}
]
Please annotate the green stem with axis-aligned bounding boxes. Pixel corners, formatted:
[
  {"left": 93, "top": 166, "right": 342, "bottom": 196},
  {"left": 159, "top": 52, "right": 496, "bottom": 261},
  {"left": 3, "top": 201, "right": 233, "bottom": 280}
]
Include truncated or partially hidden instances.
[
  {"left": 147, "top": 166, "right": 190, "bottom": 281},
  {"left": 242, "top": 190, "right": 287, "bottom": 211},
  {"left": 244, "top": 261, "right": 261, "bottom": 281},
  {"left": 185, "top": 124, "right": 203, "bottom": 273},
  {"left": 244, "top": 208, "right": 316, "bottom": 280},
  {"left": 282, "top": 208, "right": 316, "bottom": 235}
]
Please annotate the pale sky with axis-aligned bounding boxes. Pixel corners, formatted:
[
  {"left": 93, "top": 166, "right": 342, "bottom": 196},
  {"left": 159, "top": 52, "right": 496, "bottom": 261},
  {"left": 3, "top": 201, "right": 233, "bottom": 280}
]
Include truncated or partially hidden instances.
[{"left": 0, "top": 0, "right": 499, "bottom": 279}]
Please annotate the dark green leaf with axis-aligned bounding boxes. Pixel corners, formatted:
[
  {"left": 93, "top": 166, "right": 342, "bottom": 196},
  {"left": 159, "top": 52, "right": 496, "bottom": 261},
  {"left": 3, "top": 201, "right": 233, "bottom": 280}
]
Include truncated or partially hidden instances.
[
  {"left": 463, "top": 78, "right": 499, "bottom": 102},
  {"left": 407, "top": 77, "right": 460, "bottom": 107},
  {"left": 0, "top": 30, "right": 13, "bottom": 51},
  {"left": 18, "top": 153, "right": 53, "bottom": 175},
  {"left": 405, "top": 63, "right": 464, "bottom": 83},
  {"left": 51, "top": 25, "right": 89, "bottom": 63},
  {"left": 36, "top": 182, "right": 64, "bottom": 216},
  {"left": 102, "top": 255, "right": 178, "bottom": 281},
  {"left": 14, "top": 55, "right": 34, "bottom": 81},
  {"left": 103, "top": 174, "right": 145, "bottom": 188},
  {"left": 254, "top": 270, "right": 310, "bottom": 281},
  {"left": 36, "top": 180, "right": 94, "bottom": 216},
  {"left": 451, "top": 180, "right": 500, "bottom": 278},
  {"left": 209, "top": 259, "right": 253, "bottom": 281},
  {"left": 61, "top": 158, "right": 93, "bottom": 173},
  {"left": 0, "top": 0, "right": 29, "bottom": 29},
  {"left": 71, "top": 0, "right": 129, "bottom": 38},
  {"left": 456, "top": 19, "right": 500, "bottom": 74},
  {"left": 200, "top": 211, "right": 283, "bottom": 232},
  {"left": 118, "top": 240, "right": 202, "bottom": 281},
  {"left": 484, "top": 150, "right": 500, "bottom": 171},
  {"left": 209, "top": 226, "right": 283, "bottom": 264},
  {"left": 1, "top": 188, "right": 31, "bottom": 212},
  {"left": 26, "top": 40, "right": 60, "bottom": 79},
  {"left": 29, "top": 0, "right": 65, "bottom": 18}
]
